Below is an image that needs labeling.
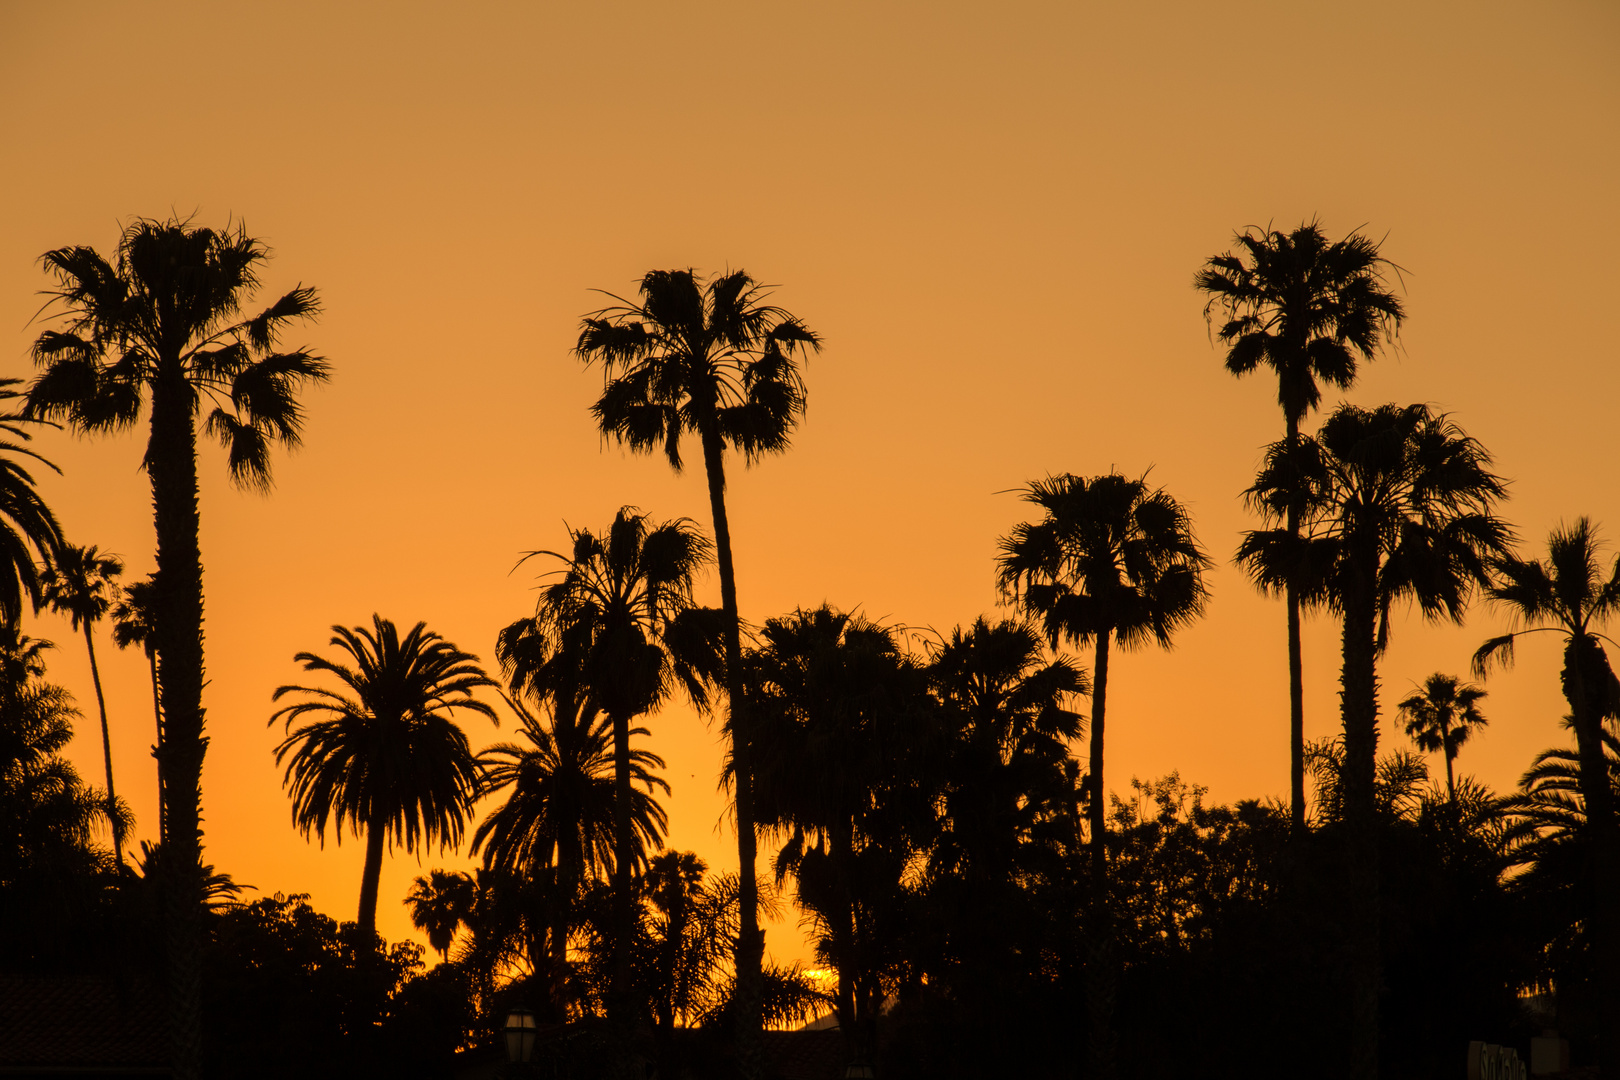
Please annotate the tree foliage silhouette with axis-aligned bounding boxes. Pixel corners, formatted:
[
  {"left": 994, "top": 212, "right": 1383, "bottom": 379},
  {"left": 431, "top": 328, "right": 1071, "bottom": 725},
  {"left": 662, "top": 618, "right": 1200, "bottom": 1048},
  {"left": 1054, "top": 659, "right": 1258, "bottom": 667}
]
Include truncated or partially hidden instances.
[
  {"left": 271, "top": 615, "right": 498, "bottom": 940},
  {"left": 1196, "top": 222, "right": 1405, "bottom": 832},
  {"left": 39, "top": 544, "right": 126, "bottom": 863},
  {"left": 111, "top": 576, "right": 164, "bottom": 842},
  {"left": 575, "top": 268, "right": 819, "bottom": 1080},
  {"left": 0, "top": 380, "right": 65, "bottom": 629},
  {"left": 24, "top": 217, "right": 327, "bottom": 1080}
]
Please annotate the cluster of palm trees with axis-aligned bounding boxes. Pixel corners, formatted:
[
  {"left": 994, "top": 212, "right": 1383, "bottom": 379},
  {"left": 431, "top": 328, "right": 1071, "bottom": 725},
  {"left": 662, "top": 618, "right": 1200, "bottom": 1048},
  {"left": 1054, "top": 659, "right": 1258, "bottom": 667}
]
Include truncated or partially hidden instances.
[{"left": 4, "top": 214, "right": 1619, "bottom": 1080}]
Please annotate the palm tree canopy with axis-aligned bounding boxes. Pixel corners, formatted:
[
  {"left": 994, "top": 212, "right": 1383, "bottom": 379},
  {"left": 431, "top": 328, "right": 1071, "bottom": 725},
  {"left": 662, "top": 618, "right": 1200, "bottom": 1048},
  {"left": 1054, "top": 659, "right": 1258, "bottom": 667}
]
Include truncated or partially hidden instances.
[
  {"left": 0, "top": 380, "right": 66, "bottom": 628},
  {"left": 110, "top": 577, "right": 158, "bottom": 657},
  {"left": 1473, "top": 517, "right": 1620, "bottom": 675},
  {"left": 471, "top": 691, "right": 669, "bottom": 881},
  {"left": 1239, "top": 403, "right": 1511, "bottom": 648},
  {"left": 270, "top": 615, "right": 500, "bottom": 854},
  {"left": 25, "top": 217, "right": 329, "bottom": 489},
  {"left": 1397, "top": 673, "right": 1489, "bottom": 760},
  {"left": 38, "top": 544, "right": 124, "bottom": 631},
  {"left": 928, "top": 616, "right": 1087, "bottom": 755},
  {"left": 576, "top": 269, "right": 821, "bottom": 471},
  {"left": 996, "top": 472, "right": 1211, "bottom": 652},
  {"left": 1195, "top": 222, "right": 1405, "bottom": 426},
  {"left": 497, "top": 508, "right": 723, "bottom": 724}
]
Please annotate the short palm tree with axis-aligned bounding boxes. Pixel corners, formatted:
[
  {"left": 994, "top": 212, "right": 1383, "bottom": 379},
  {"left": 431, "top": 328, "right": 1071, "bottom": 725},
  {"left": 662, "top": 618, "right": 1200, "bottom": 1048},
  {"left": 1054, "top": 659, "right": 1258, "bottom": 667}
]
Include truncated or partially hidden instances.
[
  {"left": 26, "top": 219, "right": 327, "bottom": 1080},
  {"left": 1472, "top": 518, "right": 1620, "bottom": 1066},
  {"left": 496, "top": 508, "right": 716, "bottom": 1052},
  {"left": 472, "top": 687, "right": 669, "bottom": 1006},
  {"left": 0, "top": 379, "right": 65, "bottom": 629},
  {"left": 996, "top": 472, "right": 1209, "bottom": 1080},
  {"left": 270, "top": 615, "right": 498, "bottom": 940},
  {"left": 1196, "top": 222, "right": 1405, "bottom": 832},
  {"left": 111, "top": 577, "right": 163, "bottom": 842},
  {"left": 405, "top": 868, "right": 479, "bottom": 960},
  {"left": 575, "top": 269, "right": 819, "bottom": 1076},
  {"left": 1397, "top": 674, "right": 1489, "bottom": 805},
  {"left": 1242, "top": 403, "right": 1508, "bottom": 1080},
  {"left": 38, "top": 544, "right": 125, "bottom": 863}
]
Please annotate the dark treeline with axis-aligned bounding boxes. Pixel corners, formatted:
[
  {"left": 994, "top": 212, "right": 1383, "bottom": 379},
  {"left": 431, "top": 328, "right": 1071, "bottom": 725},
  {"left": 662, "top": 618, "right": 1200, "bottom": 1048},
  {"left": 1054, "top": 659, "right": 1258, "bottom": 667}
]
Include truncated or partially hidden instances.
[{"left": 1, "top": 217, "right": 1617, "bottom": 1080}]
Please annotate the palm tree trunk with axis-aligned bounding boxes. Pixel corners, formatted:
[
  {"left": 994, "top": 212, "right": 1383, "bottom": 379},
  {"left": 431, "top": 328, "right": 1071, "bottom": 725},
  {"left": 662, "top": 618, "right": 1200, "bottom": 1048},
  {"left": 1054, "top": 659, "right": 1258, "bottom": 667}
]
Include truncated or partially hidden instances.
[
  {"left": 147, "top": 367, "right": 208, "bottom": 1080},
  {"left": 1085, "top": 630, "right": 1116, "bottom": 1080},
  {"left": 1442, "top": 724, "right": 1457, "bottom": 807},
  {"left": 609, "top": 706, "right": 636, "bottom": 1073},
  {"left": 1563, "top": 636, "right": 1620, "bottom": 1075},
  {"left": 148, "top": 651, "right": 165, "bottom": 845},
  {"left": 698, "top": 423, "right": 764, "bottom": 1080},
  {"left": 83, "top": 622, "right": 121, "bottom": 865},
  {"left": 357, "top": 822, "right": 385, "bottom": 941},
  {"left": 1339, "top": 576, "right": 1381, "bottom": 1080},
  {"left": 1285, "top": 415, "right": 1307, "bottom": 835}
]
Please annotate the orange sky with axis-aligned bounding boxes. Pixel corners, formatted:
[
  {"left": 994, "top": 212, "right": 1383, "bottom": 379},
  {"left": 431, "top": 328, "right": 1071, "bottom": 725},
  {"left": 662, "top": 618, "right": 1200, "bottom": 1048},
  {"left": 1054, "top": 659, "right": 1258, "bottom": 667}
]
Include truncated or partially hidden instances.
[{"left": 2, "top": 1, "right": 1617, "bottom": 967}]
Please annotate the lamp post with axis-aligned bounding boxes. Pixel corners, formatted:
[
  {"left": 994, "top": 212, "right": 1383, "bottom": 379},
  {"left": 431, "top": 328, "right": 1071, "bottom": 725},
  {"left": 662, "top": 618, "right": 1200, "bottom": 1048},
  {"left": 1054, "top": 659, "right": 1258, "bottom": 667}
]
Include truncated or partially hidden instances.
[
  {"left": 844, "top": 1065, "right": 876, "bottom": 1079},
  {"left": 504, "top": 1006, "right": 538, "bottom": 1066}
]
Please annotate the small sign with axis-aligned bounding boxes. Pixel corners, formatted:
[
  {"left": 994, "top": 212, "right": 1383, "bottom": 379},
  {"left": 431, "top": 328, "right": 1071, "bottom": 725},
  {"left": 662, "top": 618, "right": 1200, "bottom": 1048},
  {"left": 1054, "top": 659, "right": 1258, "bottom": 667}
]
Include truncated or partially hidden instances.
[{"left": 1468, "top": 1041, "right": 1526, "bottom": 1080}]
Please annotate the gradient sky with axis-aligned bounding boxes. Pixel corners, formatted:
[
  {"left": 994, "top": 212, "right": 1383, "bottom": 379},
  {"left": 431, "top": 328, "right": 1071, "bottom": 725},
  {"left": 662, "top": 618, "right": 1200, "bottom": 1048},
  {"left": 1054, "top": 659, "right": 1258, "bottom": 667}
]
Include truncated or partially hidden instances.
[{"left": 2, "top": 1, "right": 1617, "bottom": 966}]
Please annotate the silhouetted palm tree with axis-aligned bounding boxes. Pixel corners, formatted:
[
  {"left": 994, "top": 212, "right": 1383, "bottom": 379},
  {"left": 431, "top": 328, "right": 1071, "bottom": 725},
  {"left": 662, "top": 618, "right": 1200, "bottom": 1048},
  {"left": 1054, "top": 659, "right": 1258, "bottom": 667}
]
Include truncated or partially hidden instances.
[
  {"left": 575, "top": 269, "right": 819, "bottom": 1078},
  {"left": 111, "top": 577, "right": 163, "bottom": 842},
  {"left": 748, "top": 605, "right": 935, "bottom": 1068},
  {"left": 1397, "top": 674, "right": 1489, "bottom": 806},
  {"left": 1473, "top": 518, "right": 1620, "bottom": 1067},
  {"left": 0, "top": 380, "right": 65, "bottom": 629},
  {"left": 406, "top": 869, "right": 480, "bottom": 960},
  {"left": 496, "top": 508, "right": 716, "bottom": 1060},
  {"left": 472, "top": 688, "right": 669, "bottom": 1009},
  {"left": 997, "top": 472, "right": 1209, "bottom": 1080},
  {"left": 1243, "top": 403, "right": 1508, "bottom": 1080},
  {"left": 39, "top": 544, "right": 125, "bottom": 863},
  {"left": 271, "top": 615, "right": 498, "bottom": 940},
  {"left": 25, "top": 218, "right": 327, "bottom": 1080},
  {"left": 1196, "top": 222, "right": 1405, "bottom": 833}
]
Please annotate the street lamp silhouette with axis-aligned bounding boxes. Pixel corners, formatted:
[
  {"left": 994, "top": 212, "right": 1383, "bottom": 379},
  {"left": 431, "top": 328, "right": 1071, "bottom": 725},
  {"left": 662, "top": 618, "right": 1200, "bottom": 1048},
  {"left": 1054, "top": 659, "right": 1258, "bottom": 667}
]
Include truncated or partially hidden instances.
[{"left": 503, "top": 1006, "right": 537, "bottom": 1064}]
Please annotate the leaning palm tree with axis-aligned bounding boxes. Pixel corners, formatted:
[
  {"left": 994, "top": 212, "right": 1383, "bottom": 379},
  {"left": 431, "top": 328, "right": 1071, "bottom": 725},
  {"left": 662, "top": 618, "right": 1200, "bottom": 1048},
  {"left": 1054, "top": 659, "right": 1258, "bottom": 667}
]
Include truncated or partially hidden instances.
[
  {"left": 0, "top": 379, "right": 66, "bottom": 629},
  {"left": 496, "top": 508, "right": 717, "bottom": 1065},
  {"left": 111, "top": 577, "right": 163, "bottom": 842},
  {"left": 575, "top": 270, "right": 819, "bottom": 1077},
  {"left": 1196, "top": 222, "right": 1405, "bottom": 832},
  {"left": 25, "top": 218, "right": 326, "bottom": 1080},
  {"left": 38, "top": 544, "right": 125, "bottom": 863},
  {"left": 1472, "top": 518, "right": 1620, "bottom": 1069},
  {"left": 1241, "top": 403, "right": 1509, "bottom": 1080},
  {"left": 1396, "top": 674, "right": 1489, "bottom": 806},
  {"left": 997, "top": 472, "right": 1210, "bottom": 1080},
  {"left": 270, "top": 615, "right": 499, "bottom": 939}
]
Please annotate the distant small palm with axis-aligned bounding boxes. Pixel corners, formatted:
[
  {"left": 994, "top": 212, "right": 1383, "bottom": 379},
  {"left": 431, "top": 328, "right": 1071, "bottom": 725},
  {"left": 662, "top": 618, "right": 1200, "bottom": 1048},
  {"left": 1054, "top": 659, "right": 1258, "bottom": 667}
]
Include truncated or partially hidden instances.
[
  {"left": 406, "top": 869, "right": 479, "bottom": 959},
  {"left": 271, "top": 615, "right": 499, "bottom": 939},
  {"left": 1397, "top": 674, "right": 1489, "bottom": 805},
  {"left": 39, "top": 544, "right": 125, "bottom": 862}
]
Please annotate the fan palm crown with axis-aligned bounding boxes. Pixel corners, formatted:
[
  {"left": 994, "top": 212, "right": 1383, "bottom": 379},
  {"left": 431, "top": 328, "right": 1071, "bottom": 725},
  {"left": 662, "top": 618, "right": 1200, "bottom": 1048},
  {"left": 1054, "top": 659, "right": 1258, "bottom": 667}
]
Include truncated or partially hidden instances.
[
  {"left": 1396, "top": 674, "right": 1489, "bottom": 804},
  {"left": 271, "top": 615, "right": 499, "bottom": 939}
]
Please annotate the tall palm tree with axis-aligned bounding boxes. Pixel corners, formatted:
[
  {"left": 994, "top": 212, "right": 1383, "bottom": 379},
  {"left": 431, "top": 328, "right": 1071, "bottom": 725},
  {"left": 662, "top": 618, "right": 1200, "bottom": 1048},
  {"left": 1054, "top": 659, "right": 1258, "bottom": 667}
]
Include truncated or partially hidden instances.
[
  {"left": 1242, "top": 403, "right": 1508, "bottom": 1080},
  {"left": 1196, "top": 222, "right": 1405, "bottom": 833},
  {"left": 111, "top": 577, "right": 163, "bottom": 842},
  {"left": 495, "top": 508, "right": 717, "bottom": 1060},
  {"left": 25, "top": 218, "right": 327, "bottom": 1080},
  {"left": 996, "top": 473, "right": 1209, "bottom": 1080},
  {"left": 1396, "top": 674, "right": 1489, "bottom": 805},
  {"left": 575, "top": 269, "right": 819, "bottom": 1077},
  {"left": 270, "top": 615, "right": 499, "bottom": 939},
  {"left": 38, "top": 544, "right": 125, "bottom": 863},
  {"left": 0, "top": 380, "right": 66, "bottom": 629},
  {"left": 472, "top": 687, "right": 670, "bottom": 1009},
  {"left": 1472, "top": 518, "right": 1620, "bottom": 1069}
]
